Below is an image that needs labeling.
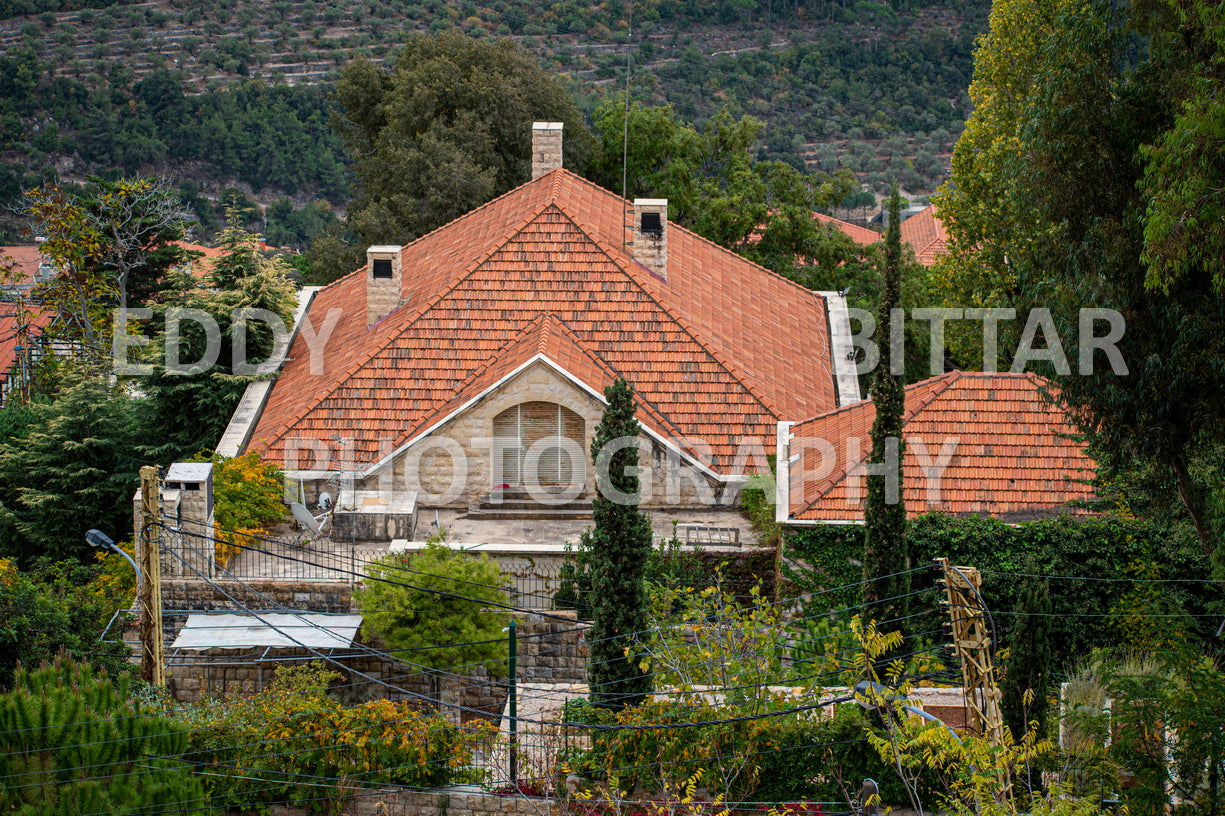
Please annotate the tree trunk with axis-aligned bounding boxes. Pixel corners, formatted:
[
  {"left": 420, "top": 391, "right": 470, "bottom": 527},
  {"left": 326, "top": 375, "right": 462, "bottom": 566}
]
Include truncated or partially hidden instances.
[{"left": 1170, "top": 451, "right": 1212, "bottom": 554}]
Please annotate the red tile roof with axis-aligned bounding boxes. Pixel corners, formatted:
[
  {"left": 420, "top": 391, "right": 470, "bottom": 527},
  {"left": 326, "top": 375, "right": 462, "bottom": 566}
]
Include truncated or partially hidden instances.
[
  {"left": 899, "top": 205, "right": 948, "bottom": 267},
  {"left": 0, "top": 302, "right": 54, "bottom": 388},
  {"left": 173, "top": 241, "right": 225, "bottom": 280},
  {"left": 813, "top": 212, "right": 881, "bottom": 246},
  {"left": 786, "top": 371, "right": 1096, "bottom": 522},
  {"left": 0, "top": 247, "right": 45, "bottom": 284},
  {"left": 248, "top": 170, "right": 840, "bottom": 474}
]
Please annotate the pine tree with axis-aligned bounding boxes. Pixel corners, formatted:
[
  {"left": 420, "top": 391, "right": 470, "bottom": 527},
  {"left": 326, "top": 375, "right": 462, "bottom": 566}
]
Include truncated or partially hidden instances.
[
  {"left": 585, "top": 378, "right": 654, "bottom": 710},
  {"left": 136, "top": 213, "right": 297, "bottom": 462},
  {"left": 0, "top": 374, "right": 140, "bottom": 565},
  {"left": 862, "top": 188, "right": 909, "bottom": 629},
  {"left": 1001, "top": 566, "right": 1053, "bottom": 739},
  {"left": 0, "top": 656, "right": 208, "bottom": 815}
]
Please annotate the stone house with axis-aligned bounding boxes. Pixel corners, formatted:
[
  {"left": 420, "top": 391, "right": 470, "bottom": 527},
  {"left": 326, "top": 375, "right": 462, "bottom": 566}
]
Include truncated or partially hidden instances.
[{"left": 220, "top": 123, "right": 861, "bottom": 523}]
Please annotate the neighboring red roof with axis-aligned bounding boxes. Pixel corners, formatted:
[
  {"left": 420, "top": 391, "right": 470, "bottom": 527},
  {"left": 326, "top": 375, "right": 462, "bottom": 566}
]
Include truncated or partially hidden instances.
[
  {"left": 813, "top": 212, "right": 880, "bottom": 246},
  {"left": 786, "top": 371, "right": 1096, "bottom": 522},
  {"left": 173, "top": 241, "right": 225, "bottom": 280},
  {"left": 899, "top": 204, "right": 948, "bottom": 266},
  {"left": 248, "top": 169, "right": 840, "bottom": 474},
  {"left": 0, "top": 246, "right": 54, "bottom": 289},
  {"left": 0, "top": 302, "right": 54, "bottom": 387}
]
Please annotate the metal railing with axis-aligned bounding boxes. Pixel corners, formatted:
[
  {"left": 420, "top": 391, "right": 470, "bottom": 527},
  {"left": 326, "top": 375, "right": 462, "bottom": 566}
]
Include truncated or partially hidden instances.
[
  {"left": 208, "top": 539, "right": 569, "bottom": 609},
  {"left": 218, "top": 536, "right": 389, "bottom": 585}
]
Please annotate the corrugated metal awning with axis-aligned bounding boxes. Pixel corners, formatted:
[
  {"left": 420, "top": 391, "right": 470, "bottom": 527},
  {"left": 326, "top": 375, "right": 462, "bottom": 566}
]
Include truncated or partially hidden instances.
[{"left": 171, "top": 613, "right": 362, "bottom": 650}]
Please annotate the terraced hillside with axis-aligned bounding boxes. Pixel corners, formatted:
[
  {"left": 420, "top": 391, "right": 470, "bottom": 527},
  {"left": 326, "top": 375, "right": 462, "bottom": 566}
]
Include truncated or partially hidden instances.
[{"left": 0, "top": 0, "right": 987, "bottom": 238}]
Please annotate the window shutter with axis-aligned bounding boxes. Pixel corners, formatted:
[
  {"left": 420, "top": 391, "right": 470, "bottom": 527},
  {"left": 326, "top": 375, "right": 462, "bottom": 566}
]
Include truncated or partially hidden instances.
[{"left": 492, "top": 402, "right": 585, "bottom": 487}]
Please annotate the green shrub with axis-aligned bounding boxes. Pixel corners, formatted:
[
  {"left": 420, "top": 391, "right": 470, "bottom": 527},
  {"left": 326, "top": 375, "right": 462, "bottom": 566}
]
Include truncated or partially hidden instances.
[
  {"left": 0, "top": 657, "right": 206, "bottom": 815},
  {"left": 568, "top": 699, "right": 924, "bottom": 804},
  {"left": 785, "top": 512, "right": 1214, "bottom": 666},
  {"left": 354, "top": 540, "right": 508, "bottom": 675},
  {"left": 182, "top": 663, "right": 495, "bottom": 813}
]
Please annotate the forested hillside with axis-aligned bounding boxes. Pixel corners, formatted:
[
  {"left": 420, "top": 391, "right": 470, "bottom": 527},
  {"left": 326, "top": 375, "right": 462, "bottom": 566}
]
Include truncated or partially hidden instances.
[{"left": 0, "top": 0, "right": 986, "bottom": 242}]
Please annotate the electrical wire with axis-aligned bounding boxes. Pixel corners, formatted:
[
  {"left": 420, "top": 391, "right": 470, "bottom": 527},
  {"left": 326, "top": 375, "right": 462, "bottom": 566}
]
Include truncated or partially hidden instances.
[{"left": 979, "top": 568, "right": 1225, "bottom": 585}]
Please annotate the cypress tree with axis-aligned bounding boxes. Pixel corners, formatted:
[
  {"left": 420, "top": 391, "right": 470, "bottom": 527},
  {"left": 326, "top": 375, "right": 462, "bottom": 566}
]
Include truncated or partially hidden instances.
[
  {"left": 1001, "top": 566, "right": 1053, "bottom": 739},
  {"left": 862, "top": 188, "right": 909, "bottom": 629},
  {"left": 585, "top": 378, "right": 654, "bottom": 710}
]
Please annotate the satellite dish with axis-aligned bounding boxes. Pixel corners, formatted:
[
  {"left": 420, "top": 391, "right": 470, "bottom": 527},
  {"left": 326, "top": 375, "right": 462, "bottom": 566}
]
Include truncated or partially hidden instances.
[
  {"left": 290, "top": 501, "right": 323, "bottom": 536},
  {"left": 318, "top": 491, "right": 332, "bottom": 511}
]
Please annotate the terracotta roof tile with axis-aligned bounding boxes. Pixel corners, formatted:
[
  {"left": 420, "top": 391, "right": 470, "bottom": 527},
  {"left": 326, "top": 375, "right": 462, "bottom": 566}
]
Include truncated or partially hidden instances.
[
  {"left": 0, "top": 303, "right": 54, "bottom": 387},
  {"left": 249, "top": 171, "right": 838, "bottom": 474},
  {"left": 813, "top": 212, "right": 880, "bottom": 246},
  {"left": 899, "top": 205, "right": 948, "bottom": 267},
  {"left": 0, "top": 246, "right": 48, "bottom": 286},
  {"left": 787, "top": 371, "right": 1096, "bottom": 522}
]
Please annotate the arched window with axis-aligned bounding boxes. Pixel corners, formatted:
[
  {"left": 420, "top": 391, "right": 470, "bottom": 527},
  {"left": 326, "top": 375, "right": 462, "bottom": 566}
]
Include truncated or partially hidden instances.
[{"left": 492, "top": 402, "right": 584, "bottom": 487}]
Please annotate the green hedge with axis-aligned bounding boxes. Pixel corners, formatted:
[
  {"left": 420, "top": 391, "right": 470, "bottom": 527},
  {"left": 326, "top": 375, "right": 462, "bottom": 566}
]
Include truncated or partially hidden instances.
[{"left": 785, "top": 513, "right": 1215, "bottom": 665}]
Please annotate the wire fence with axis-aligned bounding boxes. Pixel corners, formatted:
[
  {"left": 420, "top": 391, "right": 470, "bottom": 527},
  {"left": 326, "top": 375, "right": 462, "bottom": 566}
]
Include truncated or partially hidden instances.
[{"left": 195, "top": 535, "right": 568, "bottom": 609}]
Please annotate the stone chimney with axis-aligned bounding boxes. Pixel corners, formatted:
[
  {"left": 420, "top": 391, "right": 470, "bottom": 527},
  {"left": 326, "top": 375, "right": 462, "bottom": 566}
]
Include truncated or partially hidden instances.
[
  {"left": 531, "top": 122, "right": 564, "bottom": 179},
  {"left": 161, "top": 462, "right": 214, "bottom": 578},
  {"left": 366, "top": 245, "right": 403, "bottom": 328},
  {"left": 633, "top": 199, "right": 668, "bottom": 280}
]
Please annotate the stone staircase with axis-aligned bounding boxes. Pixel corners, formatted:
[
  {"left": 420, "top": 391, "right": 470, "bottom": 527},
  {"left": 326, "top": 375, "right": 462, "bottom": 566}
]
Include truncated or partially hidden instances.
[{"left": 468, "top": 486, "right": 592, "bottom": 521}]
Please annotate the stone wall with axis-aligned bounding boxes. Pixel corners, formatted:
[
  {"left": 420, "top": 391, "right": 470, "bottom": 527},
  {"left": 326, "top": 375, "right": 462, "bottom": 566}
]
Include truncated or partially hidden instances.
[
  {"left": 163, "top": 578, "right": 353, "bottom": 613},
  {"left": 268, "top": 787, "right": 565, "bottom": 816},
  {"left": 160, "top": 578, "right": 589, "bottom": 709},
  {"left": 343, "top": 360, "right": 730, "bottom": 510}
]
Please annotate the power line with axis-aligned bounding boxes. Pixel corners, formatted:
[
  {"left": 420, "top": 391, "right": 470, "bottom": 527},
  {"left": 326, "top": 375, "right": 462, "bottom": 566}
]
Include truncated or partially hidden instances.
[{"left": 979, "top": 568, "right": 1225, "bottom": 585}]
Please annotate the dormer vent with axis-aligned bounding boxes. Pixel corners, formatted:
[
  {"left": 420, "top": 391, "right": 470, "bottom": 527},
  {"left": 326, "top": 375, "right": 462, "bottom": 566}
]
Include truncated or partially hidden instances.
[
  {"left": 632, "top": 199, "right": 668, "bottom": 281},
  {"left": 531, "top": 122, "right": 564, "bottom": 179},
  {"left": 640, "top": 211, "right": 662, "bottom": 236},
  {"left": 366, "top": 245, "right": 403, "bottom": 327}
]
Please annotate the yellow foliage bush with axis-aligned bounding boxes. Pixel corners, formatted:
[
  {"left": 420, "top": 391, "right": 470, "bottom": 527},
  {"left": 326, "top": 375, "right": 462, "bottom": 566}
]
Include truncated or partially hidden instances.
[{"left": 209, "top": 451, "right": 286, "bottom": 567}]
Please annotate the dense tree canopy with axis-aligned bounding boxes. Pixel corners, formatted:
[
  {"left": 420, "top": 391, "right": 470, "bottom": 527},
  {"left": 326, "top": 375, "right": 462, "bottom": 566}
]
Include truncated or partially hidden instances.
[
  {"left": 322, "top": 30, "right": 593, "bottom": 280},
  {"left": 23, "top": 177, "right": 189, "bottom": 356},
  {"left": 0, "top": 375, "right": 140, "bottom": 565},
  {"left": 137, "top": 215, "right": 298, "bottom": 462},
  {"left": 934, "top": 0, "right": 1225, "bottom": 561}
]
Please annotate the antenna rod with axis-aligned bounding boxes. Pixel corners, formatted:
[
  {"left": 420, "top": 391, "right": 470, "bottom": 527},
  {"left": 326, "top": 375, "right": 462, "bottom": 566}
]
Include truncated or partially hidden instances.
[{"left": 621, "top": 8, "right": 632, "bottom": 207}]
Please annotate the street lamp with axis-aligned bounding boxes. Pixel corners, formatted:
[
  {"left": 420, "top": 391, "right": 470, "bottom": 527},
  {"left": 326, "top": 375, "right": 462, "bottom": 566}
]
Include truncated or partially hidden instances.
[
  {"left": 85, "top": 528, "right": 141, "bottom": 585},
  {"left": 86, "top": 528, "right": 162, "bottom": 685}
]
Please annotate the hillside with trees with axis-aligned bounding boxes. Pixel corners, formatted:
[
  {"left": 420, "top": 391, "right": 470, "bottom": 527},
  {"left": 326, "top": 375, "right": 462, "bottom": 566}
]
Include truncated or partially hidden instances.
[
  {"left": 1, "top": 0, "right": 1224, "bottom": 810},
  {"left": 0, "top": 0, "right": 986, "bottom": 244}
]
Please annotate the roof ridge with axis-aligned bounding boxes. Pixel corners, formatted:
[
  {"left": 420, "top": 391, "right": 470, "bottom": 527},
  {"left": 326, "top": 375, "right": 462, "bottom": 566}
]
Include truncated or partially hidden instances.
[
  {"left": 382, "top": 312, "right": 701, "bottom": 467},
  {"left": 287, "top": 196, "right": 563, "bottom": 440},
  {"left": 550, "top": 201, "right": 783, "bottom": 421},
  {"left": 308, "top": 172, "right": 561, "bottom": 301},
  {"left": 406, "top": 171, "right": 559, "bottom": 251},
  {"left": 547, "top": 168, "right": 844, "bottom": 305},
  {"left": 900, "top": 370, "right": 959, "bottom": 424},
  {"left": 377, "top": 314, "right": 557, "bottom": 453},
  {"left": 789, "top": 371, "right": 958, "bottom": 518},
  {"left": 539, "top": 314, "right": 699, "bottom": 454}
]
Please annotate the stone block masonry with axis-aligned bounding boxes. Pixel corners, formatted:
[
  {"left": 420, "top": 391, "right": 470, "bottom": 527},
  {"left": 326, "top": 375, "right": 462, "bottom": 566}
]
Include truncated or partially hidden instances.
[
  {"left": 268, "top": 787, "right": 566, "bottom": 816},
  {"left": 161, "top": 578, "right": 589, "bottom": 710}
]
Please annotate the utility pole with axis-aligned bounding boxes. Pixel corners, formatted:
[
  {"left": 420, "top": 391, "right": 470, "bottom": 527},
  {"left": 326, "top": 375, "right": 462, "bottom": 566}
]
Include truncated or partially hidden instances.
[
  {"left": 139, "top": 466, "right": 165, "bottom": 687},
  {"left": 936, "top": 558, "right": 1004, "bottom": 744},
  {"left": 507, "top": 618, "right": 518, "bottom": 784}
]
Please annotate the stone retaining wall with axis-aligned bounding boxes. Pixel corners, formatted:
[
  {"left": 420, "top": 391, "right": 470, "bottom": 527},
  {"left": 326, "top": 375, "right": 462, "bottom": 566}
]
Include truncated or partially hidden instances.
[
  {"left": 160, "top": 579, "right": 589, "bottom": 710},
  {"left": 268, "top": 787, "right": 565, "bottom": 816}
]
